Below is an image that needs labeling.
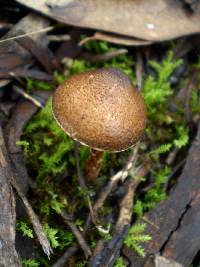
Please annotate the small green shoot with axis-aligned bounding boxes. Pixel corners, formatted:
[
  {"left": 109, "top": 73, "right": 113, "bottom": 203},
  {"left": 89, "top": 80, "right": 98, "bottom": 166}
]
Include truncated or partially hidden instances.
[
  {"left": 17, "top": 221, "right": 33, "bottom": 239},
  {"left": 114, "top": 257, "right": 126, "bottom": 267},
  {"left": 21, "top": 259, "right": 40, "bottom": 267},
  {"left": 123, "top": 223, "right": 152, "bottom": 257}
]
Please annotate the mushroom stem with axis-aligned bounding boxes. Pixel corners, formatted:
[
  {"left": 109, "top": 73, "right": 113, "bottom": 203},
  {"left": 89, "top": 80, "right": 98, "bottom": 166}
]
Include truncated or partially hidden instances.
[{"left": 85, "top": 149, "right": 104, "bottom": 181}]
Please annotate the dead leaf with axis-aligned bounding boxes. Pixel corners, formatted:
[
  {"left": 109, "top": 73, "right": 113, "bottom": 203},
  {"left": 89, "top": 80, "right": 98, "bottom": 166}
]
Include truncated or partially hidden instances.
[
  {"left": 0, "top": 13, "right": 51, "bottom": 81},
  {"left": 15, "top": 0, "right": 200, "bottom": 42}
]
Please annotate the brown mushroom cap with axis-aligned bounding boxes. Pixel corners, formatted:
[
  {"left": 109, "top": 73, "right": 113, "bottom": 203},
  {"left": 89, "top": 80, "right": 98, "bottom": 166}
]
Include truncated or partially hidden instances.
[{"left": 52, "top": 67, "right": 147, "bottom": 152}]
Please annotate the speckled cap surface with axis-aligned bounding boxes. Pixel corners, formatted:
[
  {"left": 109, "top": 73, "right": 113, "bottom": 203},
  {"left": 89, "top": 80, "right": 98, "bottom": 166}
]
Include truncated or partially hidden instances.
[{"left": 52, "top": 68, "right": 147, "bottom": 152}]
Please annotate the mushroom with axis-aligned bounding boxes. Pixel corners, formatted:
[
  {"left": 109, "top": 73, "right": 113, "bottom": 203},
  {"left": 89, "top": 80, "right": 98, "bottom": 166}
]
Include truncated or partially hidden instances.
[{"left": 52, "top": 67, "right": 147, "bottom": 181}]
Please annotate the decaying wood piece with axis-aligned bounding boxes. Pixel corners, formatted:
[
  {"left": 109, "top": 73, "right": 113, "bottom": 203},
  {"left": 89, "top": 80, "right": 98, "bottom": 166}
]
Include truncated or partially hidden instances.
[
  {"left": 0, "top": 126, "right": 21, "bottom": 266},
  {"left": 122, "top": 123, "right": 200, "bottom": 267},
  {"left": 144, "top": 255, "right": 182, "bottom": 267},
  {"left": 162, "top": 192, "right": 200, "bottom": 267},
  {"left": 15, "top": 0, "right": 200, "bottom": 41}
]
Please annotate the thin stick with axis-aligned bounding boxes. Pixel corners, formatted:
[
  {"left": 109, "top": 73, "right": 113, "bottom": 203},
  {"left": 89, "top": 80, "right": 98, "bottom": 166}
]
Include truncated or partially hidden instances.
[
  {"left": 13, "top": 86, "right": 44, "bottom": 108},
  {"left": 52, "top": 247, "right": 78, "bottom": 267},
  {"left": 94, "top": 145, "right": 139, "bottom": 213},
  {"left": 52, "top": 214, "right": 92, "bottom": 267},
  {"left": 81, "top": 49, "right": 128, "bottom": 63},
  {"left": 10, "top": 174, "right": 52, "bottom": 258},
  {"left": 74, "top": 143, "right": 96, "bottom": 224},
  {"left": 60, "top": 210, "right": 91, "bottom": 258},
  {"left": 116, "top": 179, "right": 138, "bottom": 230},
  {"left": 136, "top": 50, "right": 144, "bottom": 90},
  {"left": 0, "top": 26, "right": 54, "bottom": 44},
  {"left": 48, "top": 34, "right": 70, "bottom": 41}
]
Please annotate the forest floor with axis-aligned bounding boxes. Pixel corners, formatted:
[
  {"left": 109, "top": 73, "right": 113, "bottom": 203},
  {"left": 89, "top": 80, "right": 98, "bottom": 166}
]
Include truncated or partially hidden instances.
[{"left": 0, "top": 1, "right": 200, "bottom": 267}]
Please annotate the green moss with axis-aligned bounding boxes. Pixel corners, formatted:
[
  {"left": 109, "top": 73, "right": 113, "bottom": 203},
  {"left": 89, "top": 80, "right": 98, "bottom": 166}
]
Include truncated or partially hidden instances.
[
  {"left": 20, "top": 99, "right": 74, "bottom": 181},
  {"left": 26, "top": 79, "right": 53, "bottom": 92},
  {"left": 22, "top": 259, "right": 40, "bottom": 267},
  {"left": 17, "top": 220, "right": 34, "bottom": 238},
  {"left": 190, "top": 88, "right": 200, "bottom": 114},
  {"left": 123, "top": 223, "right": 152, "bottom": 257},
  {"left": 18, "top": 40, "right": 194, "bottom": 265},
  {"left": 114, "top": 257, "right": 126, "bottom": 267}
]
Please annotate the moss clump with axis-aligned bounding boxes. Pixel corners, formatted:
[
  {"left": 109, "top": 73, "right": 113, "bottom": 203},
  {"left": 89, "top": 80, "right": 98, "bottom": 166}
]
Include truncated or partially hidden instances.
[{"left": 20, "top": 99, "right": 75, "bottom": 180}]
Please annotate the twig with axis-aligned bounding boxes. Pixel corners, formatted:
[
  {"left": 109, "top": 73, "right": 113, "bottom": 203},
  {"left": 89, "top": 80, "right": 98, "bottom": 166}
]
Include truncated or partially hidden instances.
[
  {"left": 79, "top": 36, "right": 99, "bottom": 46},
  {"left": 94, "top": 145, "right": 139, "bottom": 213},
  {"left": 163, "top": 158, "right": 186, "bottom": 191},
  {"left": 115, "top": 173, "right": 143, "bottom": 231},
  {"left": 48, "top": 34, "right": 71, "bottom": 41},
  {"left": 60, "top": 209, "right": 92, "bottom": 258},
  {"left": 0, "top": 26, "right": 54, "bottom": 44},
  {"left": 78, "top": 32, "right": 151, "bottom": 47},
  {"left": 12, "top": 86, "right": 44, "bottom": 108},
  {"left": 52, "top": 247, "right": 78, "bottom": 267},
  {"left": 136, "top": 50, "right": 144, "bottom": 90},
  {"left": 74, "top": 143, "right": 96, "bottom": 224},
  {"left": 81, "top": 49, "right": 128, "bottom": 63},
  {"left": 166, "top": 147, "right": 179, "bottom": 165},
  {"left": 53, "top": 208, "right": 94, "bottom": 267},
  {"left": 10, "top": 176, "right": 52, "bottom": 258},
  {"left": 184, "top": 70, "right": 198, "bottom": 123},
  {"left": 176, "top": 68, "right": 198, "bottom": 124}
]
